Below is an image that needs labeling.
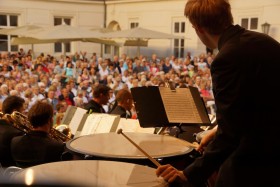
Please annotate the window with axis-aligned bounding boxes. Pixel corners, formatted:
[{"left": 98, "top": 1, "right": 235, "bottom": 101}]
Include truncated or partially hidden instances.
[
  {"left": 0, "top": 14, "right": 18, "bottom": 52},
  {"left": 173, "top": 21, "right": 185, "bottom": 58},
  {"left": 10, "top": 15, "right": 18, "bottom": 26},
  {"left": 241, "top": 18, "right": 249, "bottom": 29},
  {"left": 174, "top": 39, "right": 185, "bottom": 58},
  {"left": 54, "top": 18, "right": 62, "bottom": 26},
  {"left": 250, "top": 18, "right": 258, "bottom": 30},
  {"left": 0, "top": 15, "right": 7, "bottom": 26},
  {"left": 241, "top": 17, "right": 258, "bottom": 30},
  {"left": 104, "top": 44, "right": 111, "bottom": 54},
  {"left": 54, "top": 17, "right": 71, "bottom": 53},
  {"left": 130, "top": 22, "right": 139, "bottom": 29},
  {"left": 114, "top": 46, "right": 119, "bottom": 56},
  {"left": 0, "top": 34, "right": 8, "bottom": 51},
  {"left": 174, "top": 22, "right": 185, "bottom": 34},
  {"left": 54, "top": 42, "right": 62, "bottom": 53}
]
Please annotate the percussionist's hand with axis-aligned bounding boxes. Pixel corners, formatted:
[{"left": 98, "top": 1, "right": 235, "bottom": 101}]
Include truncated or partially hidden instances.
[
  {"left": 196, "top": 126, "right": 218, "bottom": 153},
  {"left": 156, "top": 164, "right": 187, "bottom": 183}
]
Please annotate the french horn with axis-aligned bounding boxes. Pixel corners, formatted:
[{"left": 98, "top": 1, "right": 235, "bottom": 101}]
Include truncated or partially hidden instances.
[{"left": 0, "top": 111, "right": 72, "bottom": 143}]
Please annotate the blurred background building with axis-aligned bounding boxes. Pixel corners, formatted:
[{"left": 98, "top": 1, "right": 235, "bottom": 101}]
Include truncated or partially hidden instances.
[{"left": 0, "top": 0, "right": 279, "bottom": 59}]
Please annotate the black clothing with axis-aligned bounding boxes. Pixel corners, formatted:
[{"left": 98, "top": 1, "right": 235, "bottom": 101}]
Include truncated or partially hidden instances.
[
  {"left": 84, "top": 100, "right": 106, "bottom": 114},
  {"left": 162, "top": 63, "right": 172, "bottom": 74},
  {"left": 184, "top": 25, "right": 280, "bottom": 187},
  {"left": 114, "top": 61, "right": 122, "bottom": 74},
  {"left": 109, "top": 105, "right": 131, "bottom": 118},
  {"left": 0, "top": 119, "right": 23, "bottom": 167},
  {"left": 11, "top": 131, "right": 65, "bottom": 168}
]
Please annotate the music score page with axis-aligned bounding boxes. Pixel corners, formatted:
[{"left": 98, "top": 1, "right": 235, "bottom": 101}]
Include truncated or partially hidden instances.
[
  {"left": 68, "top": 107, "right": 87, "bottom": 134},
  {"left": 79, "top": 114, "right": 119, "bottom": 136},
  {"left": 159, "top": 87, "right": 203, "bottom": 123},
  {"left": 117, "top": 118, "right": 155, "bottom": 134}
]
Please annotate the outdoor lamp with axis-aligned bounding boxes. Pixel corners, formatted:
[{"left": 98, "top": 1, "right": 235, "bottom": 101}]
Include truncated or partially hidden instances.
[{"left": 261, "top": 22, "right": 270, "bottom": 35}]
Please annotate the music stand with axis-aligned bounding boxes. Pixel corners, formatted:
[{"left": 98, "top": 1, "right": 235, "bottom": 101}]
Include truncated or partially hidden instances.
[{"left": 131, "top": 86, "right": 212, "bottom": 130}]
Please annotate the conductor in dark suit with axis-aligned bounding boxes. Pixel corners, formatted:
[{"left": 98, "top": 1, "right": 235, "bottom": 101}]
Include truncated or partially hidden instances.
[
  {"left": 11, "top": 101, "right": 65, "bottom": 168},
  {"left": 109, "top": 88, "right": 133, "bottom": 118},
  {"left": 84, "top": 84, "right": 111, "bottom": 114},
  {"left": 156, "top": 0, "right": 280, "bottom": 186},
  {"left": 0, "top": 96, "right": 25, "bottom": 167}
]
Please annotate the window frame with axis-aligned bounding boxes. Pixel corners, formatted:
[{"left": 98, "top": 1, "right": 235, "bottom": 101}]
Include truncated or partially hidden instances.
[
  {"left": 0, "top": 14, "right": 19, "bottom": 52},
  {"left": 53, "top": 17, "right": 72, "bottom": 54},
  {"left": 172, "top": 20, "right": 185, "bottom": 58},
  {"left": 241, "top": 17, "right": 258, "bottom": 30}
]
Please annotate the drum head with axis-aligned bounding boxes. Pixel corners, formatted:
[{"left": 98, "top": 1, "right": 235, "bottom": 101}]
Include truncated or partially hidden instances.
[
  {"left": 66, "top": 132, "right": 193, "bottom": 159},
  {"left": 11, "top": 160, "right": 168, "bottom": 187}
]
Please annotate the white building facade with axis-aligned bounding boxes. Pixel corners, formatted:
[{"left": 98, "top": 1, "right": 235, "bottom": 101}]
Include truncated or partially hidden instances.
[
  {"left": 0, "top": 0, "right": 279, "bottom": 59},
  {"left": 0, "top": 0, "right": 105, "bottom": 58}
]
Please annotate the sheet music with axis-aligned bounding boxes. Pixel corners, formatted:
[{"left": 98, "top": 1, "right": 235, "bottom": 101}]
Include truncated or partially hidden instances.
[
  {"left": 117, "top": 118, "right": 155, "bottom": 134},
  {"left": 159, "top": 87, "right": 203, "bottom": 123},
  {"left": 68, "top": 107, "right": 87, "bottom": 134},
  {"left": 95, "top": 114, "right": 118, "bottom": 133},
  {"left": 136, "top": 126, "right": 155, "bottom": 134},
  {"left": 80, "top": 114, "right": 102, "bottom": 136},
  {"left": 61, "top": 106, "right": 77, "bottom": 125},
  {"left": 80, "top": 113, "right": 119, "bottom": 136}
]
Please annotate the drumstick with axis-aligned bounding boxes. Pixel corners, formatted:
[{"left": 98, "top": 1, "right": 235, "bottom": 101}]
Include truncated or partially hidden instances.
[{"left": 117, "top": 129, "right": 161, "bottom": 167}]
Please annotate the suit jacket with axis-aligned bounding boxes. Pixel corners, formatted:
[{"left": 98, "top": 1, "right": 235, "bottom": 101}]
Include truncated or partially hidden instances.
[
  {"left": 11, "top": 131, "right": 65, "bottom": 168},
  {"left": 84, "top": 100, "right": 106, "bottom": 114},
  {"left": 109, "top": 105, "right": 131, "bottom": 118},
  {"left": 0, "top": 119, "right": 24, "bottom": 167},
  {"left": 184, "top": 25, "right": 280, "bottom": 187}
]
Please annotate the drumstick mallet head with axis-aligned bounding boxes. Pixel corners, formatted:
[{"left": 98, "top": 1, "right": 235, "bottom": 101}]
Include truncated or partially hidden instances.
[
  {"left": 117, "top": 129, "right": 123, "bottom": 134},
  {"left": 117, "top": 129, "right": 161, "bottom": 167}
]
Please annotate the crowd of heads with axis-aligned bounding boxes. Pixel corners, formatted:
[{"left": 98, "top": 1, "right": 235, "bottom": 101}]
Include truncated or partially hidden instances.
[{"left": 0, "top": 49, "right": 215, "bottom": 124}]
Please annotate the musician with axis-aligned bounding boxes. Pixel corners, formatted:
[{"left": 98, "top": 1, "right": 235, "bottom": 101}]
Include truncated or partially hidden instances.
[
  {"left": 109, "top": 88, "right": 133, "bottom": 118},
  {"left": 0, "top": 96, "right": 25, "bottom": 167},
  {"left": 11, "top": 101, "right": 65, "bottom": 168},
  {"left": 84, "top": 84, "right": 111, "bottom": 114},
  {"left": 156, "top": 0, "right": 280, "bottom": 186}
]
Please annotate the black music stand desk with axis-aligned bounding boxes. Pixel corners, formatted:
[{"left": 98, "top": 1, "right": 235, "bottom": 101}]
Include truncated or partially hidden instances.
[{"left": 131, "top": 86, "right": 211, "bottom": 128}]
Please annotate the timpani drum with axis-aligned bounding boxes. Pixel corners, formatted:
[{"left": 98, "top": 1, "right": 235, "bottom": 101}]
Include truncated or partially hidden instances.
[
  {"left": 11, "top": 160, "right": 168, "bottom": 187},
  {"left": 66, "top": 132, "right": 197, "bottom": 170}
]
